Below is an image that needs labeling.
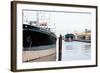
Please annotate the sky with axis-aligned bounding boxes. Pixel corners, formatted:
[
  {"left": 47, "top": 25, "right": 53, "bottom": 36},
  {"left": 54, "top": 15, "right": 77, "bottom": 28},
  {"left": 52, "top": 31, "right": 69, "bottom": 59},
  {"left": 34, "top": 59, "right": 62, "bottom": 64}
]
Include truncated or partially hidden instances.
[{"left": 23, "top": 10, "right": 91, "bottom": 37}]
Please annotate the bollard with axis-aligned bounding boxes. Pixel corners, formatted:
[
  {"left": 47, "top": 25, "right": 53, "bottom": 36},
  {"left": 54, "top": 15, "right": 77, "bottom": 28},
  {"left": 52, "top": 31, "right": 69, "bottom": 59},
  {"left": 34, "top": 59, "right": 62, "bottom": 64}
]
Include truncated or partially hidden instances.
[{"left": 58, "top": 34, "right": 62, "bottom": 61}]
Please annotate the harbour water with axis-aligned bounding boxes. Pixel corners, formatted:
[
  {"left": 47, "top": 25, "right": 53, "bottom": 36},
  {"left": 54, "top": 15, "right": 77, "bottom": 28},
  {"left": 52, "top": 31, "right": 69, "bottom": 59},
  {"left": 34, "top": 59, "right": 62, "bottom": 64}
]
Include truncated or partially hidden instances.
[{"left": 62, "top": 40, "right": 91, "bottom": 61}]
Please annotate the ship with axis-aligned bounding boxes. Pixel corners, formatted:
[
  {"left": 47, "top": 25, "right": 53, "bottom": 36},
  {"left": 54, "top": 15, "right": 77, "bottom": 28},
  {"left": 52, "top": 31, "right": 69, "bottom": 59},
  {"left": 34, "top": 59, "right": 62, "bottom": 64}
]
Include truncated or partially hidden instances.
[
  {"left": 23, "top": 11, "right": 57, "bottom": 51},
  {"left": 64, "top": 34, "right": 75, "bottom": 42}
]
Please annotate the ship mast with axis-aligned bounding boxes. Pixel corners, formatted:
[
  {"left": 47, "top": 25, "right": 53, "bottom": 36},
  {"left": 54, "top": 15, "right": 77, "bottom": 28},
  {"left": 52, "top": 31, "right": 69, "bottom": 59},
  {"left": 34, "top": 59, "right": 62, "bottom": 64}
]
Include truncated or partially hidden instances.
[{"left": 36, "top": 11, "right": 39, "bottom": 27}]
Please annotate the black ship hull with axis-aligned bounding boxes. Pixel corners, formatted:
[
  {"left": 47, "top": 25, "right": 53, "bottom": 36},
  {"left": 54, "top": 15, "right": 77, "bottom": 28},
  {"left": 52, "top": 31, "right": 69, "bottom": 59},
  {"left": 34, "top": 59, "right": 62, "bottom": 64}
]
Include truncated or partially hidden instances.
[{"left": 23, "top": 24, "right": 56, "bottom": 49}]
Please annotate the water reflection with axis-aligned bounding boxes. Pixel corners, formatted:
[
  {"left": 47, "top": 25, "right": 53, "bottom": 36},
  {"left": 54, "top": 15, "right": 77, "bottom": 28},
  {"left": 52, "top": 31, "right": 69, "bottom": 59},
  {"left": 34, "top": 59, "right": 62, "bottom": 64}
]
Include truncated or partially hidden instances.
[{"left": 62, "top": 41, "right": 91, "bottom": 61}]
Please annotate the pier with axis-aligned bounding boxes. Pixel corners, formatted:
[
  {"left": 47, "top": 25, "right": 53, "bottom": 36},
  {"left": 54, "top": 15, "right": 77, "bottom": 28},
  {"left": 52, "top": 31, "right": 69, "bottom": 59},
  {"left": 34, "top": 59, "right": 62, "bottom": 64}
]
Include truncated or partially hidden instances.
[{"left": 22, "top": 46, "right": 56, "bottom": 62}]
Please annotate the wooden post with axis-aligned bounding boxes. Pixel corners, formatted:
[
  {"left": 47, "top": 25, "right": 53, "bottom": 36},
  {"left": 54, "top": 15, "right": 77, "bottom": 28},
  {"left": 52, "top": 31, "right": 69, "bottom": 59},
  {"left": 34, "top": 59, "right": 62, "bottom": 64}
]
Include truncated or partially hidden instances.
[{"left": 58, "top": 34, "right": 62, "bottom": 61}]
